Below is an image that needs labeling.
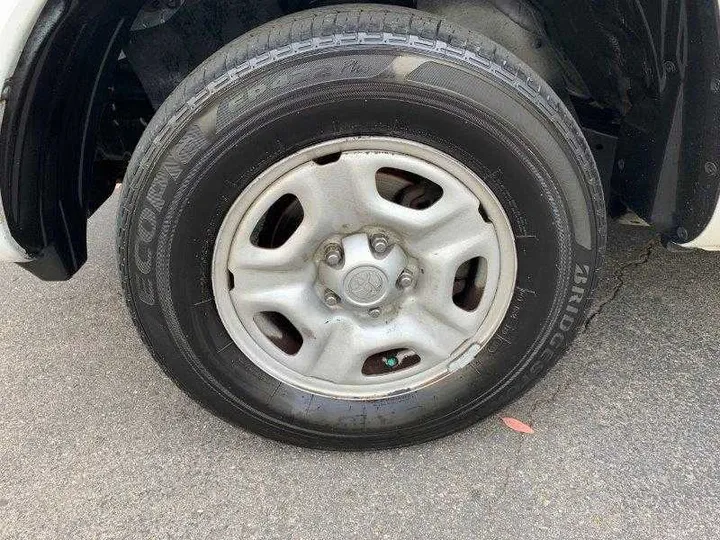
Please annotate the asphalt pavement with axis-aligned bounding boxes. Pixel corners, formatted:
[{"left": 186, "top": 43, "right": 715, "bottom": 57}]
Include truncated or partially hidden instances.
[{"left": 1, "top": 192, "right": 719, "bottom": 539}]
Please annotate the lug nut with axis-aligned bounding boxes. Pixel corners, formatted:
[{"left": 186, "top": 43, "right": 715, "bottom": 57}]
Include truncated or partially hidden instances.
[
  {"left": 368, "top": 308, "right": 381, "bottom": 318},
  {"left": 324, "top": 290, "right": 340, "bottom": 307},
  {"left": 324, "top": 244, "right": 343, "bottom": 266},
  {"left": 397, "top": 269, "right": 414, "bottom": 289},
  {"left": 370, "top": 234, "right": 389, "bottom": 254}
]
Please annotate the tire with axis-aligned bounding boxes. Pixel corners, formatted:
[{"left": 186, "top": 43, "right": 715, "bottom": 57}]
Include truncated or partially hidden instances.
[{"left": 117, "top": 4, "right": 605, "bottom": 449}]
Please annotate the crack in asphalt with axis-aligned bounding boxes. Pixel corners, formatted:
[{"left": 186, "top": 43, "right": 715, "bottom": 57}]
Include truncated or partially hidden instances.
[
  {"left": 491, "top": 237, "right": 662, "bottom": 505},
  {"left": 492, "top": 434, "right": 525, "bottom": 504},
  {"left": 521, "top": 236, "right": 662, "bottom": 425},
  {"left": 492, "top": 379, "right": 568, "bottom": 504},
  {"left": 583, "top": 237, "right": 660, "bottom": 331}
]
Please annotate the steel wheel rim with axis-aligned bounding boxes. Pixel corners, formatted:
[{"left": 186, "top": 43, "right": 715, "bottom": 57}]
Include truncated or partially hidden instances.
[{"left": 212, "top": 137, "right": 517, "bottom": 399}]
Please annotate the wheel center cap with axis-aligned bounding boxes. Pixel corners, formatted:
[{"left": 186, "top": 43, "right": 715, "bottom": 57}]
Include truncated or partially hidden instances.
[
  {"left": 317, "top": 232, "right": 410, "bottom": 310},
  {"left": 344, "top": 266, "right": 388, "bottom": 305}
]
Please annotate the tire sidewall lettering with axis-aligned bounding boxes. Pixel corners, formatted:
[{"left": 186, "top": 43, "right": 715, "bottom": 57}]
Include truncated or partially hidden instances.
[{"left": 131, "top": 124, "right": 211, "bottom": 305}]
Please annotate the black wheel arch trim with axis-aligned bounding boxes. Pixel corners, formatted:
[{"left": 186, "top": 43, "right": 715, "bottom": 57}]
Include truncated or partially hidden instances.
[{"left": 0, "top": 0, "right": 145, "bottom": 280}]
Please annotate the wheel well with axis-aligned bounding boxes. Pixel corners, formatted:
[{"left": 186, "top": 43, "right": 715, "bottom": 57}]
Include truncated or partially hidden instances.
[{"left": 2, "top": 0, "right": 719, "bottom": 279}]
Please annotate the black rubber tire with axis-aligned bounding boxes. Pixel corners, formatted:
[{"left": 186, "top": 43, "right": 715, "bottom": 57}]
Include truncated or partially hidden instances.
[{"left": 117, "top": 4, "right": 606, "bottom": 449}]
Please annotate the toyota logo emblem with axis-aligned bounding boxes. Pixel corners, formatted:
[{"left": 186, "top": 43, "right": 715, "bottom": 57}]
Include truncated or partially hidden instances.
[{"left": 344, "top": 267, "right": 388, "bottom": 304}]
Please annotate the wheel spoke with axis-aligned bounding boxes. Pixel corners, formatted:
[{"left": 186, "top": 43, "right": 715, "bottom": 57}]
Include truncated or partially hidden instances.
[
  {"left": 416, "top": 281, "right": 485, "bottom": 336},
  {"left": 340, "top": 150, "right": 488, "bottom": 238},
  {"left": 227, "top": 241, "right": 310, "bottom": 273},
  {"left": 227, "top": 153, "right": 381, "bottom": 272},
  {"left": 287, "top": 153, "right": 383, "bottom": 235},
  {"left": 228, "top": 264, "right": 330, "bottom": 341},
  {"left": 417, "top": 223, "right": 497, "bottom": 290},
  {"left": 392, "top": 301, "right": 469, "bottom": 362},
  {"left": 405, "top": 196, "right": 496, "bottom": 258},
  {"left": 295, "top": 300, "right": 470, "bottom": 385},
  {"left": 297, "top": 319, "right": 367, "bottom": 384}
]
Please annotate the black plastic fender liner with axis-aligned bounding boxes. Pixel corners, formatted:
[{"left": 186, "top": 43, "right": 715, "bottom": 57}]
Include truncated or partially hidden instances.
[
  {"left": 533, "top": 0, "right": 720, "bottom": 243},
  {"left": 0, "top": 0, "right": 145, "bottom": 280},
  {"left": 608, "top": 0, "right": 720, "bottom": 242}
]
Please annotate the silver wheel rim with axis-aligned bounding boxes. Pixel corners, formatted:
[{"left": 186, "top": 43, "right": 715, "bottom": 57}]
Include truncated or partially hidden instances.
[{"left": 212, "top": 137, "right": 517, "bottom": 399}]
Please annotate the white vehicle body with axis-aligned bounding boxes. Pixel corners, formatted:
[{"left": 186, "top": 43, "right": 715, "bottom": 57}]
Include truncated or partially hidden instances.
[
  {"left": 683, "top": 208, "right": 720, "bottom": 250},
  {"left": 0, "top": 0, "right": 46, "bottom": 262}
]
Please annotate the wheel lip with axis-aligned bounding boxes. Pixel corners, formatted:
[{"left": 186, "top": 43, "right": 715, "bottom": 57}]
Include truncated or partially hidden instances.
[{"left": 211, "top": 136, "right": 518, "bottom": 400}]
